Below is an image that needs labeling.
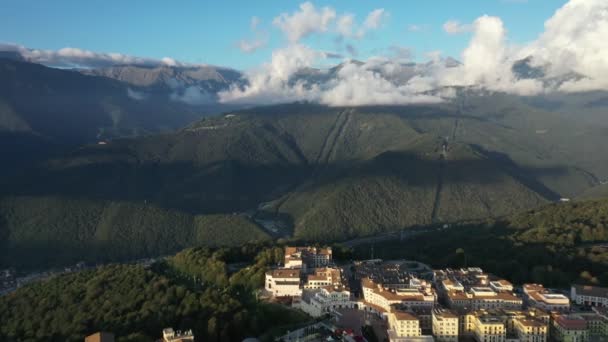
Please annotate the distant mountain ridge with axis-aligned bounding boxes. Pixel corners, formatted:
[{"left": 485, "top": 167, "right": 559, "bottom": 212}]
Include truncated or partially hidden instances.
[{"left": 81, "top": 64, "right": 243, "bottom": 92}]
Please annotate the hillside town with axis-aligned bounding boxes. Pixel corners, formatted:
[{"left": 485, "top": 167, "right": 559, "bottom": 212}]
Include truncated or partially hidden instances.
[{"left": 266, "top": 246, "right": 608, "bottom": 342}]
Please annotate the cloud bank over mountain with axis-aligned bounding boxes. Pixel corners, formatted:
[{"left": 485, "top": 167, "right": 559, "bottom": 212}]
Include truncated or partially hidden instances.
[
  {"left": 0, "top": 43, "right": 183, "bottom": 68},
  {"left": 218, "top": 0, "right": 608, "bottom": 106},
  {"left": 2, "top": 0, "right": 607, "bottom": 107}
]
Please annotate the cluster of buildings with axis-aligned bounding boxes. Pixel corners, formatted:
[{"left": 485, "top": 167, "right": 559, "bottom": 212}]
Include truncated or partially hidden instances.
[
  {"left": 267, "top": 248, "right": 608, "bottom": 342},
  {"left": 84, "top": 328, "right": 194, "bottom": 342}
]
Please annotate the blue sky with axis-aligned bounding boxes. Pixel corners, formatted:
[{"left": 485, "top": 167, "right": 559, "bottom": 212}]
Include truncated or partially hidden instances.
[{"left": 0, "top": 0, "right": 568, "bottom": 69}]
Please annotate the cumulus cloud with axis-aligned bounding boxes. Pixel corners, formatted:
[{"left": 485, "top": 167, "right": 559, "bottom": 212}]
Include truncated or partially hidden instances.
[
  {"left": 272, "top": 3, "right": 387, "bottom": 42},
  {"left": 523, "top": 0, "right": 608, "bottom": 91},
  {"left": 238, "top": 16, "right": 269, "bottom": 53},
  {"left": 219, "top": 44, "right": 323, "bottom": 104},
  {"left": 273, "top": 2, "right": 336, "bottom": 43},
  {"left": 336, "top": 14, "right": 355, "bottom": 37},
  {"left": 0, "top": 43, "right": 182, "bottom": 68},
  {"left": 363, "top": 9, "right": 388, "bottom": 30},
  {"left": 443, "top": 20, "right": 472, "bottom": 34},
  {"left": 319, "top": 61, "right": 443, "bottom": 106}
]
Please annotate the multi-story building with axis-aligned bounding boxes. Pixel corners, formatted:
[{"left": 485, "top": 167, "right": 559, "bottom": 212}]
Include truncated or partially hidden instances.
[
  {"left": 294, "top": 285, "right": 354, "bottom": 317},
  {"left": 303, "top": 267, "right": 342, "bottom": 289},
  {"left": 432, "top": 308, "right": 459, "bottom": 342},
  {"left": 284, "top": 246, "right": 332, "bottom": 270},
  {"left": 265, "top": 269, "right": 302, "bottom": 297},
  {"left": 523, "top": 284, "right": 570, "bottom": 312},
  {"left": 473, "top": 311, "right": 506, "bottom": 342},
  {"left": 445, "top": 287, "right": 522, "bottom": 311},
  {"left": 388, "top": 311, "right": 422, "bottom": 340},
  {"left": 362, "top": 278, "right": 436, "bottom": 313},
  {"left": 551, "top": 314, "right": 589, "bottom": 342},
  {"left": 513, "top": 318, "right": 547, "bottom": 342},
  {"left": 490, "top": 280, "right": 514, "bottom": 293},
  {"left": 571, "top": 284, "right": 608, "bottom": 307},
  {"left": 162, "top": 328, "right": 194, "bottom": 342}
]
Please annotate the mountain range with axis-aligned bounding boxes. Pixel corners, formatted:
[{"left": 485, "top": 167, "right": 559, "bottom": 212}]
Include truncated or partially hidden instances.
[{"left": 2, "top": 57, "right": 608, "bottom": 268}]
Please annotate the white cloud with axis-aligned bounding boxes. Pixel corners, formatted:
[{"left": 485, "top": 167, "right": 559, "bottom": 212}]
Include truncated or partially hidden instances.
[
  {"left": 238, "top": 16, "right": 269, "bottom": 53},
  {"left": 443, "top": 20, "right": 472, "bottom": 34},
  {"left": 363, "top": 9, "right": 387, "bottom": 30},
  {"left": 273, "top": 2, "right": 336, "bottom": 43},
  {"left": 238, "top": 39, "right": 268, "bottom": 53},
  {"left": 524, "top": 0, "right": 608, "bottom": 91},
  {"left": 219, "top": 44, "right": 323, "bottom": 104},
  {"left": 337, "top": 14, "right": 355, "bottom": 37},
  {"left": 127, "top": 88, "right": 147, "bottom": 101},
  {"left": 171, "top": 86, "right": 214, "bottom": 105},
  {"left": 320, "top": 61, "right": 443, "bottom": 106},
  {"left": 0, "top": 43, "right": 184, "bottom": 68}
]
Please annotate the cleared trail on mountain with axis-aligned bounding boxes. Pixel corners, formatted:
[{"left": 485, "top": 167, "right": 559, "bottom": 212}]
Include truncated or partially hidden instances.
[
  {"left": 273, "top": 109, "right": 352, "bottom": 214},
  {"left": 431, "top": 96, "right": 464, "bottom": 223}
]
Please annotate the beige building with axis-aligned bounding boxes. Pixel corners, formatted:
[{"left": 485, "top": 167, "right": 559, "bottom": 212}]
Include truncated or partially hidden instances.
[
  {"left": 473, "top": 312, "right": 506, "bottom": 342},
  {"left": 303, "top": 267, "right": 342, "bottom": 289},
  {"left": 432, "top": 308, "right": 459, "bottom": 342},
  {"left": 513, "top": 318, "right": 547, "bottom": 342},
  {"left": 265, "top": 269, "right": 302, "bottom": 297},
  {"left": 446, "top": 288, "right": 522, "bottom": 311},
  {"left": 284, "top": 246, "right": 332, "bottom": 270},
  {"left": 523, "top": 284, "right": 570, "bottom": 312},
  {"left": 362, "top": 278, "right": 436, "bottom": 313},
  {"left": 388, "top": 311, "right": 422, "bottom": 338}
]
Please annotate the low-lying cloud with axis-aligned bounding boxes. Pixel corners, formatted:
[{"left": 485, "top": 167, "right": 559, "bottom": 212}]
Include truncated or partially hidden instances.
[
  {"left": 0, "top": 43, "right": 183, "bottom": 68},
  {"left": 220, "top": 0, "right": 608, "bottom": 106}
]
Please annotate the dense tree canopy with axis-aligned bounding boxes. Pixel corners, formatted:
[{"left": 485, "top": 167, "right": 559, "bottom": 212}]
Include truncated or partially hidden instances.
[{"left": 0, "top": 245, "right": 310, "bottom": 342}]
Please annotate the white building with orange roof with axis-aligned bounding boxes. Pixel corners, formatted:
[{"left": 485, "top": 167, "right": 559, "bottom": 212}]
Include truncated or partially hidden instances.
[
  {"left": 490, "top": 279, "right": 514, "bottom": 292},
  {"left": 361, "top": 278, "right": 436, "bottom": 313},
  {"left": 284, "top": 246, "right": 332, "bottom": 270},
  {"left": 265, "top": 269, "right": 302, "bottom": 297},
  {"left": 303, "top": 267, "right": 342, "bottom": 289},
  {"left": 293, "top": 285, "right": 354, "bottom": 317},
  {"left": 523, "top": 283, "right": 570, "bottom": 312}
]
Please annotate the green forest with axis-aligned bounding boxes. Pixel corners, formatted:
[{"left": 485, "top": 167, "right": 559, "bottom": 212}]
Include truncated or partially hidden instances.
[
  {"left": 0, "top": 244, "right": 310, "bottom": 342},
  {"left": 352, "top": 199, "right": 608, "bottom": 287},
  {"left": 0, "top": 196, "right": 270, "bottom": 269}
]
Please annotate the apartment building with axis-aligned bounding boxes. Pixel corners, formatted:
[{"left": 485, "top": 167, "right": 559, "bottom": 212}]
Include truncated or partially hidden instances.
[
  {"left": 362, "top": 277, "right": 436, "bottom": 313},
  {"left": 432, "top": 308, "right": 459, "bottom": 342},
  {"left": 284, "top": 246, "right": 332, "bottom": 270},
  {"left": 303, "top": 267, "right": 342, "bottom": 289},
  {"left": 265, "top": 269, "right": 302, "bottom": 297},
  {"left": 388, "top": 311, "right": 422, "bottom": 339},
  {"left": 473, "top": 312, "right": 506, "bottom": 342},
  {"left": 513, "top": 318, "right": 547, "bottom": 342},
  {"left": 571, "top": 284, "right": 608, "bottom": 307},
  {"left": 445, "top": 287, "right": 522, "bottom": 311},
  {"left": 294, "top": 285, "right": 353, "bottom": 317},
  {"left": 551, "top": 314, "right": 589, "bottom": 342}
]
